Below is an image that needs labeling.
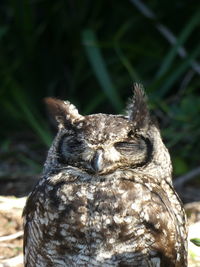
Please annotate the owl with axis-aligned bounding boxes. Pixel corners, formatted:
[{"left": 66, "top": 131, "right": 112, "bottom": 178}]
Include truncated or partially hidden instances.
[{"left": 23, "top": 85, "right": 187, "bottom": 267}]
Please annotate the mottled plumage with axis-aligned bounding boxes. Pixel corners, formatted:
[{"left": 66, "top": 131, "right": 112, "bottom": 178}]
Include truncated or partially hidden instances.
[{"left": 23, "top": 85, "right": 187, "bottom": 266}]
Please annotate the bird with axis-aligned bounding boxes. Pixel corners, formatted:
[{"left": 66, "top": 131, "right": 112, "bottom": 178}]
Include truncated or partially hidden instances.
[{"left": 23, "top": 84, "right": 187, "bottom": 267}]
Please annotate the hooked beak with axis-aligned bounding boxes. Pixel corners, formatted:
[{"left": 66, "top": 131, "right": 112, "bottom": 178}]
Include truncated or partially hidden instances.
[{"left": 91, "top": 150, "right": 104, "bottom": 173}]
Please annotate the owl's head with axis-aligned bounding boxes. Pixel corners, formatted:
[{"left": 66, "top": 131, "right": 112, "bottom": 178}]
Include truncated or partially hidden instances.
[{"left": 44, "top": 85, "right": 172, "bottom": 181}]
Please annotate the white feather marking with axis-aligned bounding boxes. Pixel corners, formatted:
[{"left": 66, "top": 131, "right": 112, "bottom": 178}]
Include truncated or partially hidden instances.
[{"left": 104, "top": 147, "right": 121, "bottom": 161}]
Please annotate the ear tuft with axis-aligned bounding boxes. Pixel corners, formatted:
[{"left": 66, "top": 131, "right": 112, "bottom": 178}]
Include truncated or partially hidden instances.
[
  {"left": 127, "top": 83, "right": 150, "bottom": 129},
  {"left": 44, "top": 97, "right": 83, "bottom": 126}
]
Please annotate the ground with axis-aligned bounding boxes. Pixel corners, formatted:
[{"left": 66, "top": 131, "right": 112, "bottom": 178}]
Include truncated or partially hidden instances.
[{"left": 0, "top": 196, "right": 25, "bottom": 267}]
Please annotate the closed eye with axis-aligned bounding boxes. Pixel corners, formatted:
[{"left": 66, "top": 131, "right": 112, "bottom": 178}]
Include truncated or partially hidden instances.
[
  {"left": 66, "top": 140, "right": 83, "bottom": 151},
  {"left": 114, "top": 140, "right": 147, "bottom": 155},
  {"left": 115, "top": 142, "right": 138, "bottom": 150},
  {"left": 59, "top": 135, "right": 85, "bottom": 158}
]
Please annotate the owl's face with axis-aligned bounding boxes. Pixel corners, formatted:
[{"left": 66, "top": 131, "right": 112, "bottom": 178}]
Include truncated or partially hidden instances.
[
  {"left": 45, "top": 85, "right": 171, "bottom": 179},
  {"left": 58, "top": 114, "right": 151, "bottom": 174}
]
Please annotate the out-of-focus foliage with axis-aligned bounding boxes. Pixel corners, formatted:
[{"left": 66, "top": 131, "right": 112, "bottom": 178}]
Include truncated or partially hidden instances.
[
  {"left": 0, "top": 0, "right": 200, "bottom": 176},
  {"left": 191, "top": 238, "right": 200, "bottom": 247}
]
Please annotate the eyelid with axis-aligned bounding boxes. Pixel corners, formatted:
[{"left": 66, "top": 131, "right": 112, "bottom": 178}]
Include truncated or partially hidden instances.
[
  {"left": 115, "top": 142, "right": 137, "bottom": 147},
  {"left": 114, "top": 142, "right": 140, "bottom": 156}
]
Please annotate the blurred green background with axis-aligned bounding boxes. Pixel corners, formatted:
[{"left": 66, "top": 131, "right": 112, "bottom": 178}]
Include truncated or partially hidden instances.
[{"left": 1, "top": 0, "right": 200, "bottom": 179}]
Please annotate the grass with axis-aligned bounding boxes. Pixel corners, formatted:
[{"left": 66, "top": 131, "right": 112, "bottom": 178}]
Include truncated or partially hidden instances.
[{"left": 0, "top": 1, "right": 200, "bottom": 176}]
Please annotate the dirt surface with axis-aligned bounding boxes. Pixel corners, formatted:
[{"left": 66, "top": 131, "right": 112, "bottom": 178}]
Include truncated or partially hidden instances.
[
  {"left": 0, "top": 197, "right": 25, "bottom": 267},
  {"left": 0, "top": 213, "right": 22, "bottom": 259}
]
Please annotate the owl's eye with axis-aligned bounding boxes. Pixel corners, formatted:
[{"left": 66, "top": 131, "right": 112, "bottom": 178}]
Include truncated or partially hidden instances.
[
  {"left": 64, "top": 139, "right": 83, "bottom": 153},
  {"left": 114, "top": 139, "right": 146, "bottom": 155},
  {"left": 59, "top": 135, "right": 84, "bottom": 158},
  {"left": 115, "top": 141, "right": 137, "bottom": 150}
]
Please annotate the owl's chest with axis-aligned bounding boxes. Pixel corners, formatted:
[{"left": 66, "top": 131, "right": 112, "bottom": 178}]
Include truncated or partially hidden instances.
[
  {"left": 34, "top": 174, "right": 186, "bottom": 265},
  {"left": 46, "top": 177, "right": 143, "bottom": 247},
  {"left": 58, "top": 177, "right": 136, "bottom": 226}
]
